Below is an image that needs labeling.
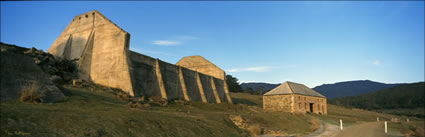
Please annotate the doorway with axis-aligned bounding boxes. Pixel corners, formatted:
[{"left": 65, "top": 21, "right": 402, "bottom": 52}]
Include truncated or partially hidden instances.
[{"left": 309, "top": 103, "right": 314, "bottom": 112}]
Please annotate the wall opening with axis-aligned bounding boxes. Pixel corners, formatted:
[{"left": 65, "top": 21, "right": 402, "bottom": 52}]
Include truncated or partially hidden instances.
[{"left": 309, "top": 103, "right": 314, "bottom": 112}]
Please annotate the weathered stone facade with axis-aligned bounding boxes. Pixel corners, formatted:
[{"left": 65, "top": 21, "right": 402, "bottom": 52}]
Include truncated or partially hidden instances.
[
  {"left": 47, "top": 10, "right": 232, "bottom": 103},
  {"left": 48, "top": 10, "right": 133, "bottom": 95},
  {"left": 263, "top": 95, "right": 293, "bottom": 112},
  {"left": 176, "top": 55, "right": 225, "bottom": 80},
  {"left": 263, "top": 81, "right": 327, "bottom": 115},
  {"left": 293, "top": 94, "right": 327, "bottom": 114}
]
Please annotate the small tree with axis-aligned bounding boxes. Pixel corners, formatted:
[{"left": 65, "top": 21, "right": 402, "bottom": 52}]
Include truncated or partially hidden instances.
[
  {"left": 226, "top": 74, "right": 242, "bottom": 92},
  {"left": 255, "top": 86, "right": 265, "bottom": 95},
  {"left": 245, "top": 87, "right": 254, "bottom": 93}
]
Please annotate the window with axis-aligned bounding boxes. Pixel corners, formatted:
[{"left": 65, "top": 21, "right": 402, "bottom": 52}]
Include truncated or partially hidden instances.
[
  {"left": 318, "top": 104, "right": 320, "bottom": 110},
  {"left": 298, "top": 96, "right": 301, "bottom": 100},
  {"left": 299, "top": 103, "right": 302, "bottom": 109},
  {"left": 304, "top": 97, "right": 306, "bottom": 101}
]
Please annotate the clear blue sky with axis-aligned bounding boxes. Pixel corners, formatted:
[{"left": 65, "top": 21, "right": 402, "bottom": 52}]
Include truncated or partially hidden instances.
[{"left": 1, "top": 1, "right": 424, "bottom": 87}]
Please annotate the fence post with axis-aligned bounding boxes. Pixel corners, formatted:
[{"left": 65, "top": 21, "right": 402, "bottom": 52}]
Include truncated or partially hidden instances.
[
  {"left": 340, "top": 119, "right": 343, "bottom": 130},
  {"left": 385, "top": 121, "right": 388, "bottom": 134}
]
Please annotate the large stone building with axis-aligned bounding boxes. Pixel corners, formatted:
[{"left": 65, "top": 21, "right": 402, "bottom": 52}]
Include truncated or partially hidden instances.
[
  {"left": 263, "top": 81, "right": 327, "bottom": 114},
  {"left": 47, "top": 10, "right": 232, "bottom": 103}
]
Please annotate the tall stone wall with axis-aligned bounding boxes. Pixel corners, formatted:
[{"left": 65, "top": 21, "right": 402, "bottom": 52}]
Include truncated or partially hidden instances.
[
  {"left": 128, "top": 51, "right": 231, "bottom": 103},
  {"left": 176, "top": 56, "right": 225, "bottom": 80},
  {"left": 47, "top": 12, "right": 94, "bottom": 60},
  {"left": 158, "top": 59, "right": 184, "bottom": 99},
  {"left": 213, "top": 77, "right": 227, "bottom": 102},
  {"left": 47, "top": 11, "right": 134, "bottom": 96},
  {"left": 128, "top": 51, "right": 160, "bottom": 97},
  {"left": 180, "top": 67, "right": 202, "bottom": 102},
  {"left": 47, "top": 10, "right": 232, "bottom": 103}
]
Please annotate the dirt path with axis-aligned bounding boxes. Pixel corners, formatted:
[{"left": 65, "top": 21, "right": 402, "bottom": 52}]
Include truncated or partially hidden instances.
[
  {"left": 303, "top": 121, "right": 339, "bottom": 137},
  {"left": 335, "top": 122, "right": 388, "bottom": 137},
  {"left": 304, "top": 122, "right": 402, "bottom": 137},
  {"left": 262, "top": 122, "right": 400, "bottom": 137}
]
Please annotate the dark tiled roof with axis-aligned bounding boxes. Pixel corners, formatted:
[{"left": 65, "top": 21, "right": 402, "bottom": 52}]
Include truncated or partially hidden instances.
[{"left": 264, "top": 81, "right": 325, "bottom": 98}]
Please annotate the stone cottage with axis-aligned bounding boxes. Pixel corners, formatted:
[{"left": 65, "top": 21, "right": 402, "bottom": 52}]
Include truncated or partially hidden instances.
[{"left": 263, "top": 81, "right": 327, "bottom": 115}]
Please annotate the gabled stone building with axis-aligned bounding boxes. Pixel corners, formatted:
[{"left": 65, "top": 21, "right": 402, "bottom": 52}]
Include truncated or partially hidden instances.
[
  {"left": 263, "top": 81, "right": 327, "bottom": 114},
  {"left": 47, "top": 10, "right": 232, "bottom": 103}
]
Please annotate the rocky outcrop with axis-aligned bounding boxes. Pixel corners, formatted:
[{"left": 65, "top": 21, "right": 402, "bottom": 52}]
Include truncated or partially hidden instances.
[{"left": 0, "top": 42, "right": 66, "bottom": 102}]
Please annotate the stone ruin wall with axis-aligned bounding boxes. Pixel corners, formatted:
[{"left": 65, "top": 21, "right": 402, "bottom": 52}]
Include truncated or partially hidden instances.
[
  {"left": 176, "top": 56, "right": 225, "bottom": 80},
  {"left": 47, "top": 10, "right": 133, "bottom": 95},
  {"left": 47, "top": 10, "right": 232, "bottom": 103},
  {"left": 263, "top": 94, "right": 327, "bottom": 115},
  {"left": 129, "top": 51, "right": 231, "bottom": 103}
]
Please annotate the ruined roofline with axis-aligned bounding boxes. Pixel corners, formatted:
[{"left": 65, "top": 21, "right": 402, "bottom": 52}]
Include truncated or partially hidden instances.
[
  {"left": 71, "top": 10, "right": 129, "bottom": 35},
  {"left": 286, "top": 81, "right": 325, "bottom": 97},
  {"left": 129, "top": 50, "right": 175, "bottom": 68},
  {"left": 176, "top": 55, "right": 225, "bottom": 73},
  {"left": 129, "top": 50, "right": 224, "bottom": 80},
  {"left": 264, "top": 81, "right": 325, "bottom": 97},
  {"left": 263, "top": 93, "right": 327, "bottom": 98}
]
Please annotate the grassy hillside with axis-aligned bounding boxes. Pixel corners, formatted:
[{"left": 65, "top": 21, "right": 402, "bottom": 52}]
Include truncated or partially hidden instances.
[
  {"left": 329, "top": 82, "right": 424, "bottom": 117},
  {"left": 1, "top": 85, "right": 316, "bottom": 137},
  {"left": 2, "top": 84, "right": 423, "bottom": 137}
]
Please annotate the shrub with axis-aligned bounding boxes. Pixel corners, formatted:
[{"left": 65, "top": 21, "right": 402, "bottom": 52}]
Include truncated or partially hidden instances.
[
  {"left": 309, "top": 118, "right": 321, "bottom": 131},
  {"left": 19, "top": 82, "right": 41, "bottom": 103},
  {"left": 247, "top": 124, "right": 261, "bottom": 136}
]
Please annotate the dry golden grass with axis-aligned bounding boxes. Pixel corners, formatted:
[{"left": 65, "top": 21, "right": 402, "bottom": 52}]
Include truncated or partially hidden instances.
[
  {"left": 397, "top": 122, "right": 425, "bottom": 137},
  {"left": 19, "top": 82, "right": 41, "bottom": 103},
  {"left": 247, "top": 124, "right": 261, "bottom": 136},
  {"left": 309, "top": 118, "right": 321, "bottom": 131}
]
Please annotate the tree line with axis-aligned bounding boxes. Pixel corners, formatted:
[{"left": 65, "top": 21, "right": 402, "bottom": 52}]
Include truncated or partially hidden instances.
[
  {"left": 225, "top": 74, "right": 242, "bottom": 92},
  {"left": 329, "top": 82, "right": 424, "bottom": 110}
]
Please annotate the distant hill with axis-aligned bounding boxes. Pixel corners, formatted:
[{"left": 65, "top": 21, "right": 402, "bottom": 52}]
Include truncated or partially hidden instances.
[
  {"left": 329, "top": 82, "right": 424, "bottom": 117},
  {"left": 312, "top": 80, "right": 404, "bottom": 99},
  {"left": 240, "top": 82, "right": 279, "bottom": 94}
]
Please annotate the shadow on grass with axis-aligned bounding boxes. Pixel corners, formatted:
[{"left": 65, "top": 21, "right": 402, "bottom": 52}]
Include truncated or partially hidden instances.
[
  {"left": 57, "top": 85, "right": 126, "bottom": 105},
  {"left": 232, "top": 97, "right": 258, "bottom": 106}
]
